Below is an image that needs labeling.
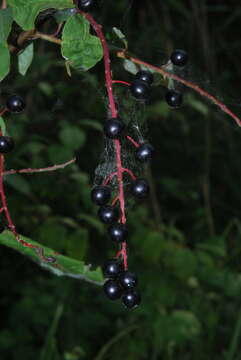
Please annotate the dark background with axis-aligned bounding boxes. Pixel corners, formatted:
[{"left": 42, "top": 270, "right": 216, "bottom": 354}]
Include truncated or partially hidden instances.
[{"left": 1, "top": 0, "right": 241, "bottom": 359}]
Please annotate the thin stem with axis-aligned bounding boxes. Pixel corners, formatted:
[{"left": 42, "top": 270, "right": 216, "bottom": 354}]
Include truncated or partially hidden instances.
[
  {"left": 122, "top": 168, "right": 136, "bottom": 180},
  {"left": 0, "top": 108, "right": 7, "bottom": 116},
  {"left": 117, "top": 51, "right": 241, "bottom": 127},
  {"left": 3, "top": 158, "right": 76, "bottom": 176},
  {"left": 126, "top": 135, "right": 140, "bottom": 148},
  {"left": 1, "top": 0, "right": 7, "bottom": 9},
  {"left": 34, "top": 31, "right": 62, "bottom": 45},
  {"left": 112, "top": 80, "right": 131, "bottom": 86},
  {"left": 103, "top": 171, "right": 117, "bottom": 186}
]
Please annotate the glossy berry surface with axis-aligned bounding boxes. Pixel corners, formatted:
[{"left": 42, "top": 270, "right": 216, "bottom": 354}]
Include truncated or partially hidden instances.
[
  {"left": 136, "top": 143, "right": 154, "bottom": 162},
  {"left": 118, "top": 271, "right": 137, "bottom": 289},
  {"left": 165, "top": 90, "right": 183, "bottom": 108},
  {"left": 91, "top": 185, "right": 111, "bottom": 206},
  {"left": 130, "top": 80, "right": 150, "bottom": 100},
  {"left": 135, "top": 70, "right": 153, "bottom": 85},
  {"left": 6, "top": 95, "right": 25, "bottom": 113},
  {"left": 131, "top": 178, "right": 149, "bottom": 199},
  {"left": 103, "top": 259, "right": 121, "bottom": 279},
  {"left": 104, "top": 118, "right": 124, "bottom": 139},
  {"left": 0, "top": 136, "right": 14, "bottom": 154},
  {"left": 170, "top": 49, "right": 188, "bottom": 67},
  {"left": 122, "top": 290, "right": 141, "bottom": 309},
  {"left": 103, "top": 280, "right": 122, "bottom": 300},
  {"left": 98, "top": 205, "right": 119, "bottom": 224},
  {"left": 76, "top": 0, "right": 93, "bottom": 11},
  {"left": 108, "top": 223, "right": 128, "bottom": 242}
]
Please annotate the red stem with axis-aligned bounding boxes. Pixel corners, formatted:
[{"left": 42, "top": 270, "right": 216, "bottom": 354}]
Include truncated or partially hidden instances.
[
  {"left": 1, "top": 0, "right": 7, "bottom": 9},
  {"left": 117, "top": 52, "right": 241, "bottom": 127},
  {"left": 126, "top": 135, "right": 140, "bottom": 148},
  {"left": 112, "top": 80, "right": 131, "bottom": 86},
  {"left": 77, "top": 9, "right": 128, "bottom": 266}
]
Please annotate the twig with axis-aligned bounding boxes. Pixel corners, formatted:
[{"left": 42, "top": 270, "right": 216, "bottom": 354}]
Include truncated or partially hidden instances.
[
  {"left": 117, "top": 51, "right": 241, "bottom": 127},
  {"left": 3, "top": 158, "right": 76, "bottom": 176},
  {"left": 1, "top": 0, "right": 7, "bottom": 9}
]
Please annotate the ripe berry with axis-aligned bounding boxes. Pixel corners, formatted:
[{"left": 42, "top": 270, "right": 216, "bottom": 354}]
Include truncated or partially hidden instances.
[
  {"left": 103, "top": 259, "right": 121, "bottom": 279},
  {"left": 103, "top": 279, "right": 122, "bottom": 300},
  {"left": 136, "top": 143, "right": 154, "bottom": 162},
  {"left": 98, "top": 205, "right": 119, "bottom": 224},
  {"left": 6, "top": 95, "right": 25, "bottom": 113},
  {"left": 104, "top": 118, "right": 124, "bottom": 139},
  {"left": 108, "top": 223, "right": 128, "bottom": 243},
  {"left": 135, "top": 70, "right": 153, "bottom": 85},
  {"left": 0, "top": 136, "right": 14, "bottom": 154},
  {"left": 170, "top": 49, "right": 188, "bottom": 67},
  {"left": 122, "top": 290, "right": 141, "bottom": 309},
  {"left": 131, "top": 178, "right": 149, "bottom": 199},
  {"left": 76, "top": 0, "right": 93, "bottom": 12},
  {"left": 91, "top": 185, "right": 111, "bottom": 206},
  {"left": 165, "top": 89, "right": 183, "bottom": 108},
  {"left": 118, "top": 271, "right": 137, "bottom": 289},
  {"left": 130, "top": 80, "right": 150, "bottom": 100}
]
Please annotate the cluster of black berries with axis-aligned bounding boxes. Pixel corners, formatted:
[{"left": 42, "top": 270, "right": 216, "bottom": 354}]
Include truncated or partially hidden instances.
[
  {"left": 130, "top": 70, "right": 154, "bottom": 100},
  {"left": 103, "top": 259, "right": 140, "bottom": 309},
  {"left": 0, "top": 95, "right": 25, "bottom": 155},
  {"left": 165, "top": 49, "right": 188, "bottom": 108},
  {"left": 76, "top": 0, "right": 93, "bottom": 12}
]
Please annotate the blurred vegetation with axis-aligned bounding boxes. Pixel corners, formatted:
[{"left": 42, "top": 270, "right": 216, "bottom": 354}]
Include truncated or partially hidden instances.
[{"left": 1, "top": 0, "right": 241, "bottom": 359}]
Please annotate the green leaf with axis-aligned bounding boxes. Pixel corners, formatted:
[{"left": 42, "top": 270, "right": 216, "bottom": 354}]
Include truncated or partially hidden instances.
[
  {"left": 0, "top": 8, "right": 13, "bottom": 42},
  {"left": 59, "top": 126, "right": 86, "bottom": 150},
  {"left": 4, "top": 173, "right": 32, "bottom": 196},
  {"left": 8, "top": 0, "right": 73, "bottom": 30},
  {"left": 0, "top": 116, "right": 6, "bottom": 135},
  {"left": 18, "top": 43, "right": 34, "bottom": 75},
  {"left": 112, "top": 27, "right": 128, "bottom": 48},
  {"left": 61, "top": 14, "right": 103, "bottom": 71},
  {"left": 0, "top": 42, "right": 10, "bottom": 81},
  {"left": 0, "top": 230, "right": 104, "bottom": 285}
]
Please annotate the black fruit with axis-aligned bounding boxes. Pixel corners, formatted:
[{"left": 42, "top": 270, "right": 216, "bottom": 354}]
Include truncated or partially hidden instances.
[
  {"left": 170, "top": 49, "right": 188, "bottom": 67},
  {"left": 76, "top": 0, "right": 93, "bottom": 12},
  {"left": 91, "top": 185, "right": 111, "bottom": 206},
  {"left": 98, "top": 205, "right": 119, "bottom": 224},
  {"left": 131, "top": 178, "right": 149, "bottom": 199},
  {"left": 130, "top": 80, "right": 150, "bottom": 100},
  {"left": 135, "top": 70, "right": 153, "bottom": 85},
  {"left": 136, "top": 143, "right": 154, "bottom": 162},
  {"left": 103, "top": 259, "right": 121, "bottom": 278},
  {"left": 103, "top": 279, "right": 122, "bottom": 300},
  {"left": 118, "top": 271, "right": 137, "bottom": 289},
  {"left": 122, "top": 290, "right": 141, "bottom": 309},
  {"left": 6, "top": 95, "right": 25, "bottom": 113},
  {"left": 165, "top": 89, "right": 183, "bottom": 108},
  {"left": 0, "top": 136, "right": 14, "bottom": 154},
  {"left": 108, "top": 223, "right": 128, "bottom": 242},
  {"left": 104, "top": 118, "right": 124, "bottom": 139}
]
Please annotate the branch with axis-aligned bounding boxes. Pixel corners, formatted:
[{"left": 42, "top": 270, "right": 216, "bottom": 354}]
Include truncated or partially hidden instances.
[
  {"left": 117, "top": 51, "right": 241, "bottom": 127},
  {"left": 3, "top": 158, "right": 76, "bottom": 176}
]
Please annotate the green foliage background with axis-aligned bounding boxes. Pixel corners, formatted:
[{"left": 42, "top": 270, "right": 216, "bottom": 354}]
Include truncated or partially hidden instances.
[{"left": 1, "top": 0, "right": 241, "bottom": 359}]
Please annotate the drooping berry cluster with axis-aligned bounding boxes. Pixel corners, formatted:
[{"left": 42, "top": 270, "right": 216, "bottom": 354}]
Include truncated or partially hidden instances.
[
  {"left": 165, "top": 49, "right": 188, "bottom": 108},
  {"left": 90, "top": 70, "right": 155, "bottom": 309}
]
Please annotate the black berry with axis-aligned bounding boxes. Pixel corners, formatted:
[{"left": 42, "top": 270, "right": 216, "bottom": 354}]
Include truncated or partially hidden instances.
[
  {"left": 131, "top": 178, "right": 149, "bottom": 199},
  {"left": 103, "top": 279, "right": 122, "bottom": 300},
  {"left": 91, "top": 185, "right": 111, "bottom": 206},
  {"left": 76, "top": 0, "right": 93, "bottom": 12},
  {"left": 104, "top": 118, "right": 124, "bottom": 139},
  {"left": 98, "top": 205, "right": 119, "bottom": 224},
  {"left": 122, "top": 290, "right": 141, "bottom": 309},
  {"left": 136, "top": 143, "right": 154, "bottom": 162},
  {"left": 170, "top": 49, "right": 188, "bottom": 67},
  {"left": 0, "top": 136, "right": 14, "bottom": 154},
  {"left": 130, "top": 80, "right": 150, "bottom": 100},
  {"left": 6, "top": 95, "right": 25, "bottom": 113},
  {"left": 118, "top": 271, "right": 137, "bottom": 289},
  {"left": 165, "top": 89, "right": 183, "bottom": 108},
  {"left": 103, "top": 259, "right": 121, "bottom": 279},
  {"left": 108, "top": 223, "right": 128, "bottom": 243},
  {"left": 135, "top": 70, "right": 153, "bottom": 85}
]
